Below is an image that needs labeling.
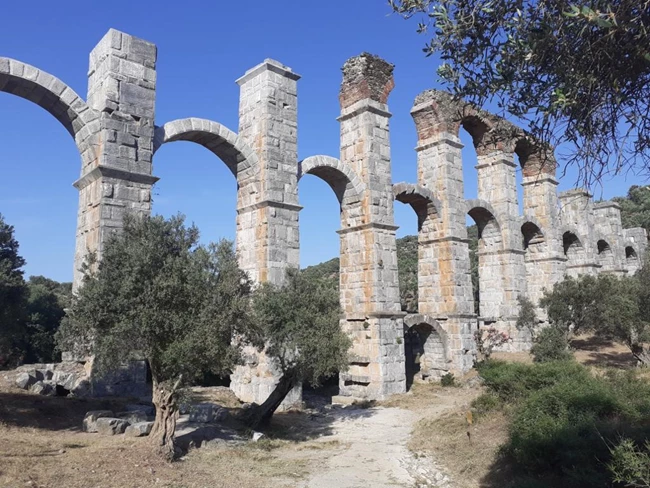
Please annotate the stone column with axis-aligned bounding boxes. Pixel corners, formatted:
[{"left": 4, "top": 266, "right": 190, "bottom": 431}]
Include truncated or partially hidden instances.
[
  {"left": 336, "top": 53, "right": 406, "bottom": 400},
  {"left": 230, "top": 59, "right": 302, "bottom": 407},
  {"left": 559, "top": 189, "right": 599, "bottom": 276},
  {"left": 73, "top": 29, "right": 158, "bottom": 291},
  {"left": 520, "top": 152, "right": 565, "bottom": 322},
  {"left": 410, "top": 90, "right": 476, "bottom": 374},
  {"left": 593, "top": 202, "right": 626, "bottom": 274}
]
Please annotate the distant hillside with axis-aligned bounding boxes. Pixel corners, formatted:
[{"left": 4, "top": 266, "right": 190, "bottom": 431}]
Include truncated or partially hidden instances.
[
  {"left": 303, "top": 229, "right": 479, "bottom": 312},
  {"left": 613, "top": 185, "right": 650, "bottom": 236}
]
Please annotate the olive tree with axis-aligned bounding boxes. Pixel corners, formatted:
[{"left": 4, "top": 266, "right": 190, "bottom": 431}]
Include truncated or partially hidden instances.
[
  {"left": 246, "top": 268, "right": 350, "bottom": 428},
  {"left": 390, "top": 0, "right": 650, "bottom": 187},
  {"left": 57, "top": 214, "right": 254, "bottom": 459}
]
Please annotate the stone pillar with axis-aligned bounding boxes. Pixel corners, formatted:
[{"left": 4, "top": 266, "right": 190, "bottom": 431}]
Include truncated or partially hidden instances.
[
  {"left": 623, "top": 228, "right": 648, "bottom": 274},
  {"left": 474, "top": 145, "right": 525, "bottom": 330},
  {"left": 593, "top": 202, "right": 626, "bottom": 274},
  {"left": 336, "top": 53, "right": 406, "bottom": 400},
  {"left": 73, "top": 29, "right": 158, "bottom": 290},
  {"left": 519, "top": 151, "right": 565, "bottom": 326},
  {"left": 559, "top": 189, "right": 599, "bottom": 276},
  {"left": 230, "top": 59, "right": 302, "bottom": 407},
  {"left": 410, "top": 90, "right": 476, "bottom": 374}
]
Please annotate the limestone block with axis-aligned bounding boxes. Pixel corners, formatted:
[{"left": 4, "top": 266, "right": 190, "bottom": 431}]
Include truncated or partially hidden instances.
[
  {"left": 125, "top": 421, "right": 154, "bottom": 437},
  {"left": 96, "top": 418, "right": 130, "bottom": 435},
  {"left": 15, "top": 372, "right": 37, "bottom": 390},
  {"left": 83, "top": 410, "right": 114, "bottom": 433}
]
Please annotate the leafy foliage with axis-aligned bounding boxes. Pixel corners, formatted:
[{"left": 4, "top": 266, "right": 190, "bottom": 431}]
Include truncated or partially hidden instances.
[
  {"left": 530, "top": 326, "right": 573, "bottom": 363},
  {"left": 21, "top": 276, "right": 72, "bottom": 363},
  {"left": 390, "top": 0, "right": 650, "bottom": 186},
  {"left": 57, "top": 214, "right": 254, "bottom": 458},
  {"left": 247, "top": 268, "right": 349, "bottom": 426},
  {"left": 515, "top": 295, "right": 538, "bottom": 340},
  {"left": 614, "top": 185, "right": 650, "bottom": 235},
  {"left": 478, "top": 360, "right": 650, "bottom": 487},
  {"left": 609, "top": 438, "right": 650, "bottom": 488},
  {"left": 540, "top": 269, "right": 650, "bottom": 365},
  {"left": 0, "top": 214, "right": 27, "bottom": 367}
]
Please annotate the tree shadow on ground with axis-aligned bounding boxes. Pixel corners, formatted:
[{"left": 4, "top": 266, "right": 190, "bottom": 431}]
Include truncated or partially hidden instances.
[
  {"left": 0, "top": 390, "right": 133, "bottom": 432},
  {"left": 571, "top": 335, "right": 637, "bottom": 368}
]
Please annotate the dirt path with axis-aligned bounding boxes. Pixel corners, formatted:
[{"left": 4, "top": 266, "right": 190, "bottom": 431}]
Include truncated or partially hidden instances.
[{"left": 300, "top": 403, "right": 454, "bottom": 488}]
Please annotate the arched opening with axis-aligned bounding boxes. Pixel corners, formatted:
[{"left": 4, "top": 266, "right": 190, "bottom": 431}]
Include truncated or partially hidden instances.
[
  {"left": 403, "top": 315, "right": 449, "bottom": 389},
  {"left": 393, "top": 183, "right": 441, "bottom": 314},
  {"left": 467, "top": 202, "right": 504, "bottom": 319},
  {"left": 521, "top": 220, "right": 546, "bottom": 323},
  {"left": 563, "top": 230, "right": 587, "bottom": 277},
  {"left": 597, "top": 239, "right": 615, "bottom": 272},
  {"left": 626, "top": 246, "right": 640, "bottom": 273},
  {"left": 299, "top": 155, "right": 366, "bottom": 396},
  {"left": 0, "top": 59, "right": 89, "bottom": 282}
]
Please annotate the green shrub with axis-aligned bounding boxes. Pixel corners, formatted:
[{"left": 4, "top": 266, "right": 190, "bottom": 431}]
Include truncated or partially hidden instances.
[
  {"left": 470, "top": 392, "right": 501, "bottom": 417},
  {"left": 531, "top": 326, "right": 573, "bottom": 363},
  {"left": 609, "top": 438, "right": 650, "bottom": 488},
  {"left": 476, "top": 360, "right": 588, "bottom": 403},
  {"left": 480, "top": 362, "right": 650, "bottom": 487},
  {"left": 440, "top": 372, "right": 455, "bottom": 387}
]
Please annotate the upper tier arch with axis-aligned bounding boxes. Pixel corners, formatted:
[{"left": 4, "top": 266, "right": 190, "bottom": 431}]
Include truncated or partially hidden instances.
[
  {"left": 153, "top": 118, "right": 259, "bottom": 177},
  {"left": 0, "top": 57, "right": 97, "bottom": 141},
  {"left": 393, "top": 182, "right": 441, "bottom": 231},
  {"left": 299, "top": 155, "right": 365, "bottom": 204}
]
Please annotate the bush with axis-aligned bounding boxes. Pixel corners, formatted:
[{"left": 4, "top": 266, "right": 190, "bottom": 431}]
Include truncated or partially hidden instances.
[
  {"left": 609, "top": 438, "right": 650, "bottom": 488},
  {"left": 470, "top": 392, "right": 501, "bottom": 417},
  {"left": 440, "top": 373, "right": 455, "bottom": 387},
  {"left": 531, "top": 326, "right": 572, "bottom": 363},
  {"left": 476, "top": 360, "right": 588, "bottom": 403},
  {"left": 478, "top": 361, "right": 650, "bottom": 487}
]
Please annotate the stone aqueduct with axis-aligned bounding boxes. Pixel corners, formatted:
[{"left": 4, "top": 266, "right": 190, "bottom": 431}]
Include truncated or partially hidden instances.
[{"left": 2, "top": 29, "right": 647, "bottom": 403}]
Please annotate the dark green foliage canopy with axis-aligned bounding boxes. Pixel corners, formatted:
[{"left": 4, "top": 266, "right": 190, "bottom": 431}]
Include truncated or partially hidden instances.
[
  {"left": 390, "top": 0, "right": 650, "bottom": 186},
  {"left": 614, "top": 185, "right": 650, "bottom": 233},
  {"left": 0, "top": 214, "right": 27, "bottom": 366},
  {"left": 477, "top": 360, "right": 650, "bottom": 487},
  {"left": 57, "top": 214, "right": 254, "bottom": 387},
  {"left": 252, "top": 268, "right": 349, "bottom": 387}
]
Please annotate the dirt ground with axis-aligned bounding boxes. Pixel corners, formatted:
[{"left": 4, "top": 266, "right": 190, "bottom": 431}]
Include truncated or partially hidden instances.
[{"left": 0, "top": 336, "right": 643, "bottom": 488}]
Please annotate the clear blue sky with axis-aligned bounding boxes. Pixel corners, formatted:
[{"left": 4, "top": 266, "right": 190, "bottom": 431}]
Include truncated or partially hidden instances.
[{"left": 0, "top": 0, "right": 638, "bottom": 283}]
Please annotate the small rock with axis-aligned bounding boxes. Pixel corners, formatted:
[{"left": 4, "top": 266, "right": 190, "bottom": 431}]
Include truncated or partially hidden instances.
[
  {"left": 30, "top": 381, "right": 55, "bottom": 396},
  {"left": 96, "top": 417, "right": 130, "bottom": 435},
  {"left": 83, "top": 410, "right": 114, "bottom": 433},
  {"left": 117, "top": 410, "right": 148, "bottom": 423},
  {"left": 15, "top": 372, "right": 37, "bottom": 390},
  {"left": 189, "top": 404, "right": 215, "bottom": 423},
  {"left": 36, "top": 369, "right": 54, "bottom": 381},
  {"left": 252, "top": 432, "right": 265, "bottom": 442},
  {"left": 125, "top": 421, "right": 154, "bottom": 437}
]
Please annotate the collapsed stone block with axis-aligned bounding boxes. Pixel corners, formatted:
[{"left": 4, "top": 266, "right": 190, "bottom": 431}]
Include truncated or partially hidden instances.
[
  {"left": 96, "top": 417, "right": 130, "bottom": 435},
  {"left": 15, "top": 372, "right": 37, "bottom": 390},
  {"left": 125, "top": 421, "right": 154, "bottom": 437},
  {"left": 83, "top": 410, "right": 114, "bottom": 433}
]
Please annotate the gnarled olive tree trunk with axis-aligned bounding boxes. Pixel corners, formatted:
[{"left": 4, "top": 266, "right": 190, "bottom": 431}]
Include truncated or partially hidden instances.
[
  {"left": 150, "top": 377, "right": 181, "bottom": 460},
  {"left": 631, "top": 342, "right": 650, "bottom": 367},
  {"left": 246, "top": 370, "right": 297, "bottom": 430}
]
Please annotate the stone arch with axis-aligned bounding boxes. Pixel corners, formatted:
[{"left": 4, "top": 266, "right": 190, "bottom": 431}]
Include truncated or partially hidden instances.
[
  {"left": 521, "top": 218, "right": 545, "bottom": 250},
  {"left": 514, "top": 136, "right": 557, "bottom": 178},
  {"left": 465, "top": 199, "right": 504, "bottom": 319},
  {"left": 562, "top": 228, "right": 584, "bottom": 256},
  {"left": 625, "top": 244, "right": 639, "bottom": 273},
  {"left": 0, "top": 57, "right": 97, "bottom": 144},
  {"left": 299, "top": 155, "right": 365, "bottom": 206},
  {"left": 153, "top": 118, "right": 259, "bottom": 178},
  {"left": 393, "top": 182, "right": 441, "bottom": 231},
  {"left": 596, "top": 237, "right": 616, "bottom": 272},
  {"left": 403, "top": 314, "right": 450, "bottom": 385}
]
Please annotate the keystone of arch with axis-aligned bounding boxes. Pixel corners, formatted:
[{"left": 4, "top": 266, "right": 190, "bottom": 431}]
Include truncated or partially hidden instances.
[{"left": 153, "top": 118, "right": 259, "bottom": 177}]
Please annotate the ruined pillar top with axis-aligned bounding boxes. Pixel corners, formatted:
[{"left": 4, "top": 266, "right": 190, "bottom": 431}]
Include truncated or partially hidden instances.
[
  {"left": 236, "top": 58, "right": 300, "bottom": 86},
  {"left": 90, "top": 29, "right": 157, "bottom": 70},
  {"left": 339, "top": 53, "right": 394, "bottom": 110}
]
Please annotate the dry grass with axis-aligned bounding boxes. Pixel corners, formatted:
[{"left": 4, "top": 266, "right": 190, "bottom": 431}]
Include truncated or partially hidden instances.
[{"left": 0, "top": 378, "right": 336, "bottom": 488}]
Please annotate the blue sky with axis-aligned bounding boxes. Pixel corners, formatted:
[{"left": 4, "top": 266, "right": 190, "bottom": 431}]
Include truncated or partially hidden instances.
[{"left": 0, "top": 1, "right": 638, "bottom": 282}]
